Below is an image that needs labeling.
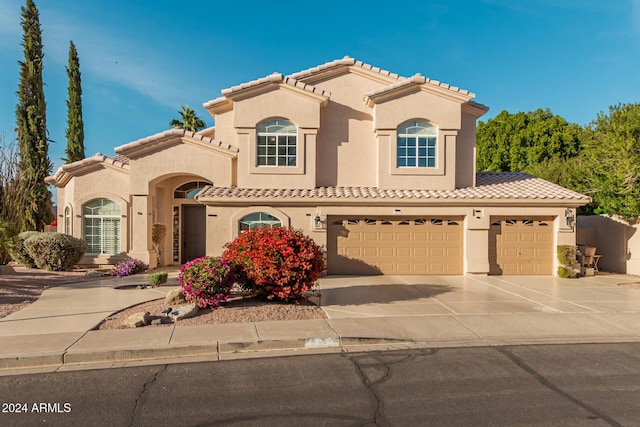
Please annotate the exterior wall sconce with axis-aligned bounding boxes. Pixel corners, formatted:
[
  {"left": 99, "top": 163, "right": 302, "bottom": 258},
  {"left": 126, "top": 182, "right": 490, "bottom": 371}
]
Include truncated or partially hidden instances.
[
  {"left": 565, "top": 208, "right": 575, "bottom": 230},
  {"left": 314, "top": 215, "right": 322, "bottom": 228}
]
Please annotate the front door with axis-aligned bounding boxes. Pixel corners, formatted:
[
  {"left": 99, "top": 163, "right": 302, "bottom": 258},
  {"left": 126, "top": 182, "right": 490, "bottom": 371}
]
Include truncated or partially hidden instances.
[{"left": 181, "top": 205, "right": 206, "bottom": 263}]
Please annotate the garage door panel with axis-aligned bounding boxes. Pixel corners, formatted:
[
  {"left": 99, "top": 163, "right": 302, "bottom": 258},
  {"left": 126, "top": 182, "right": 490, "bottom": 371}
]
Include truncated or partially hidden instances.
[
  {"left": 489, "top": 218, "right": 553, "bottom": 275},
  {"left": 328, "top": 216, "right": 462, "bottom": 275}
]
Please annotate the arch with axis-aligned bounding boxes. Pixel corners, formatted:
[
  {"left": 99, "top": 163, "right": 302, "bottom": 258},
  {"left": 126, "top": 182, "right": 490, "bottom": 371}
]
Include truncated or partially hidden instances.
[
  {"left": 396, "top": 119, "right": 438, "bottom": 168},
  {"left": 173, "top": 180, "right": 213, "bottom": 199},
  {"left": 230, "top": 206, "right": 290, "bottom": 237},
  {"left": 64, "top": 205, "right": 72, "bottom": 235},
  {"left": 256, "top": 118, "right": 297, "bottom": 167}
]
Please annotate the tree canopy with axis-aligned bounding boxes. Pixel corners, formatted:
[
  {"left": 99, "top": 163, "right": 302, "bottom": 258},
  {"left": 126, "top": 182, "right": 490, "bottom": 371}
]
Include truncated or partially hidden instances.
[
  {"left": 170, "top": 105, "right": 206, "bottom": 132},
  {"left": 477, "top": 104, "right": 640, "bottom": 220},
  {"left": 476, "top": 108, "right": 582, "bottom": 172},
  {"left": 64, "top": 40, "right": 85, "bottom": 163},
  {"left": 581, "top": 103, "right": 640, "bottom": 220},
  {"left": 15, "top": 0, "right": 53, "bottom": 231}
]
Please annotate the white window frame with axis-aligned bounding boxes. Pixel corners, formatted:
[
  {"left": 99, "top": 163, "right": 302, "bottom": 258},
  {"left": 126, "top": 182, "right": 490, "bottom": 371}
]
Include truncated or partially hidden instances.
[
  {"left": 239, "top": 212, "right": 282, "bottom": 231},
  {"left": 256, "top": 118, "right": 297, "bottom": 167},
  {"left": 397, "top": 120, "right": 437, "bottom": 168},
  {"left": 83, "top": 198, "right": 121, "bottom": 255}
]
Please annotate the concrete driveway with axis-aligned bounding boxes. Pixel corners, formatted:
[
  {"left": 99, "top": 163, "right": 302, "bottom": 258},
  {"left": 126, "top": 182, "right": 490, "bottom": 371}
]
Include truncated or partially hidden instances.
[{"left": 318, "top": 274, "right": 640, "bottom": 318}]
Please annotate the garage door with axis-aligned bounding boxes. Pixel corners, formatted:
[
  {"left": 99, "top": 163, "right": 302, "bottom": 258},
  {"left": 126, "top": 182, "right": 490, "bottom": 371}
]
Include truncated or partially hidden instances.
[
  {"left": 489, "top": 218, "right": 554, "bottom": 275},
  {"left": 327, "top": 217, "right": 463, "bottom": 275}
]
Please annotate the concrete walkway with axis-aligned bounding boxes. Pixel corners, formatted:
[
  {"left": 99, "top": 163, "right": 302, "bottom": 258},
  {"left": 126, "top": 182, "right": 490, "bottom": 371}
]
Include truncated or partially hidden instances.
[{"left": 2, "top": 272, "right": 640, "bottom": 374}]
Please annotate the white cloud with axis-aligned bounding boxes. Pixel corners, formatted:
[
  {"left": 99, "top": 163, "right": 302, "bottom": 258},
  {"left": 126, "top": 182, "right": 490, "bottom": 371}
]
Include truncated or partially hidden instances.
[{"left": 37, "top": 4, "right": 199, "bottom": 110}]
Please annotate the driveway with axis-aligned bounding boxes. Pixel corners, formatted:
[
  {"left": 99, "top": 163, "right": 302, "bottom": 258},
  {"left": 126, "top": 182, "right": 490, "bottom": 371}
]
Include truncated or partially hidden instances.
[{"left": 318, "top": 274, "right": 640, "bottom": 318}]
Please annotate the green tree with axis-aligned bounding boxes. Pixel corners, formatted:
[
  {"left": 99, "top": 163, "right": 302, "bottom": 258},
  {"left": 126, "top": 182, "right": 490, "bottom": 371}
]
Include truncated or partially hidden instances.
[
  {"left": 15, "top": 0, "right": 53, "bottom": 231},
  {"left": 476, "top": 108, "right": 583, "bottom": 172},
  {"left": 170, "top": 105, "right": 206, "bottom": 132},
  {"left": 0, "top": 133, "right": 28, "bottom": 230},
  {"left": 581, "top": 103, "right": 640, "bottom": 220},
  {"left": 64, "top": 40, "right": 85, "bottom": 163}
]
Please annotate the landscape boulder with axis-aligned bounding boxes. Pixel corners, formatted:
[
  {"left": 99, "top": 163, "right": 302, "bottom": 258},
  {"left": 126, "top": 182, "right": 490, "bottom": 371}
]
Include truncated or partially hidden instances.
[
  {"left": 165, "top": 287, "right": 188, "bottom": 306},
  {"left": 169, "top": 303, "right": 199, "bottom": 321},
  {"left": 124, "top": 311, "right": 150, "bottom": 328}
]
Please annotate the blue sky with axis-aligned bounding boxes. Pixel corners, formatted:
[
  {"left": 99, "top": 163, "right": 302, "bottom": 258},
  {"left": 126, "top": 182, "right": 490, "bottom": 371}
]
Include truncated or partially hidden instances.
[{"left": 1, "top": 0, "right": 639, "bottom": 178}]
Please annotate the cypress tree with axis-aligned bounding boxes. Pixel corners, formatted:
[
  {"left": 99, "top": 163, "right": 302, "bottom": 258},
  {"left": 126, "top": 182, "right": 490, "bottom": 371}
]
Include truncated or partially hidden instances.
[
  {"left": 64, "top": 40, "right": 85, "bottom": 163},
  {"left": 15, "top": 0, "right": 53, "bottom": 231}
]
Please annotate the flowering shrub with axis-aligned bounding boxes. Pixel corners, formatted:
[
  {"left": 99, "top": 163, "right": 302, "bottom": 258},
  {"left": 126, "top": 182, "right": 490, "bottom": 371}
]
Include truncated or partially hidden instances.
[
  {"left": 223, "top": 226, "right": 325, "bottom": 302},
  {"left": 178, "top": 256, "right": 235, "bottom": 308},
  {"left": 115, "top": 258, "right": 148, "bottom": 277}
]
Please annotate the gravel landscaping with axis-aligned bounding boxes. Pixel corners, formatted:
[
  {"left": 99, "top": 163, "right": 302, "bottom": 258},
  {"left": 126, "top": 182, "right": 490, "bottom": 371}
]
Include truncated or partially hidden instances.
[{"left": 0, "top": 265, "right": 327, "bottom": 327}]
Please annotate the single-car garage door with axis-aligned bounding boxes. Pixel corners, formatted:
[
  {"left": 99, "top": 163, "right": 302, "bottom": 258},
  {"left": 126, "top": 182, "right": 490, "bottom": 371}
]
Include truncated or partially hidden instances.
[
  {"left": 489, "top": 218, "right": 554, "bottom": 275},
  {"left": 328, "top": 217, "right": 463, "bottom": 275}
]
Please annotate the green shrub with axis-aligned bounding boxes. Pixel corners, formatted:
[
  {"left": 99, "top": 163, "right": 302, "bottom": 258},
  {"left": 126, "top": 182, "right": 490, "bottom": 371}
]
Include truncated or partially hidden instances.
[
  {"left": 148, "top": 271, "right": 168, "bottom": 287},
  {"left": 0, "top": 221, "right": 16, "bottom": 265},
  {"left": 557, "top": 245, "right": 577, "bottom": 266},
  {"left": 11, "top": 231, "right": 40, "bottom": 268},
  {"left": 557, "top": 245, "right": 579, "bottom": 278},
  {"left": 23, "top": 232, "right": 87, "bottom": 271},
  {"left": 557, "top": 266, "right": 578, "bottom": 278}
]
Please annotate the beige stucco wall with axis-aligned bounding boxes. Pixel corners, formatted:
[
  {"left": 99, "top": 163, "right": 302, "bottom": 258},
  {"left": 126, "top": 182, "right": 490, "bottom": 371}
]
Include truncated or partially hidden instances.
[
  {"left": 577, "top": 215, "right": 640, "bottom": 274},
  {"left": 128, "top": 142, "right": 234, "bottom": 195},
  {"left": 55, "top": 166, "right": 131, "bottom": 265}
]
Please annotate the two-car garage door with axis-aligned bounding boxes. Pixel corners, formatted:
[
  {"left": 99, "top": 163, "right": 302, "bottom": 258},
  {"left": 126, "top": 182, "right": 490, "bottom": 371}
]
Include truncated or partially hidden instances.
[
  {"left": 327, "top": 216, "right": 554, "bottom": 275},
  {"left": 327, "top": 217, "right": 463, "bottom": 275}
]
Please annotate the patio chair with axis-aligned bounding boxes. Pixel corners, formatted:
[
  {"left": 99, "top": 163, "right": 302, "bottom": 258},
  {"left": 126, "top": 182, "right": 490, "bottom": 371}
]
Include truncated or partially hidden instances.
[{"left": 583, "top": 247, "right": 601, "bottom": 272}]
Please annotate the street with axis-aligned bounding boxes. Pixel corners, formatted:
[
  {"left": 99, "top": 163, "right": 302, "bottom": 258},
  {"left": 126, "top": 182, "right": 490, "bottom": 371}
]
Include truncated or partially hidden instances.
[{"left": 1, "top": 343, "right": 639, "bottom": 426}]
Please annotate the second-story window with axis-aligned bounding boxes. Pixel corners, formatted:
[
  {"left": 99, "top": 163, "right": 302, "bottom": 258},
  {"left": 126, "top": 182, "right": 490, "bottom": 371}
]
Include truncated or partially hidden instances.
[
  {"left": 256, "top": 118, "right": 297, "bottom": 167},
  {"left": 397, "top": 119, "right": 437, "bottom": 168}
]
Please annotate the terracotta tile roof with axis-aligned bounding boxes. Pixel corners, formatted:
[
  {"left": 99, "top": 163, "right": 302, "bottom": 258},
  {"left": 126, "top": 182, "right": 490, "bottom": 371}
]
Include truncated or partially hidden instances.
[
  {"left": 114, "top": 128, "right": 238, "bottom": 155},
  {"left": 46, "top": 153, "right": 129, "bottom": 186},
  {"left": 365, "top": 73, "right": 473, "bottom": 99},
  {"left": 218, "top": 72, "right": 331, "bottom": 99},
  {"left": 196, "top": 172, "right": 590, "bottom": 206},
  {"left": 288, "top": 56, "right": 403, "bottom": 82}
]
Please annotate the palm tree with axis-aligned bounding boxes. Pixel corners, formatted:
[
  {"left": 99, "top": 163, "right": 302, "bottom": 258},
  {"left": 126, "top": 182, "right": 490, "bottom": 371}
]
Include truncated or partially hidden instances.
[{"left": 170, "top": 105, "right": 206, "bottom": 132}]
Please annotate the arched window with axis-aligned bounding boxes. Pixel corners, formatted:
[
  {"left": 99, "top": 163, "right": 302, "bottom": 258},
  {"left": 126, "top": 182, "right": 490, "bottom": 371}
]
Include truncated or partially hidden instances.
[
  {"left": 256, "top": 118, "right": 297, "bottom": 167},
  {"left": 397, "top": 119, "right": 437, "bottom": 168},
  {"left": 64, "top": 206, "right": 71, "bottom": 235},
  {"left": 83, "top": 198, "right": 121, "bottom": 254},
  {"left": 239, "top": 212, "right": 282, "bottom": 231},
  {"left": 174, "top": 181, "right": 212, "bottom": 199}
]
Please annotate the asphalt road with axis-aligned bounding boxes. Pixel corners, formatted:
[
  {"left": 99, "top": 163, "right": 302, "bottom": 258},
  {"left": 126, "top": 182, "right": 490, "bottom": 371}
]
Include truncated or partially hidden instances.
[{"left": 1, "top": 343, "right": 639, "bottom": 426}]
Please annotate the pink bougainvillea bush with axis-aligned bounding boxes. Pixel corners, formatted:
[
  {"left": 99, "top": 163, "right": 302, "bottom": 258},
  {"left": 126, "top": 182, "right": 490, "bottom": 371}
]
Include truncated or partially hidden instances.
[
  {"left": 178, "top": 256, "right": 235, "bottom": 308},
  {"left": 223, "top": 226, "right": 325, "bottom": 302}
]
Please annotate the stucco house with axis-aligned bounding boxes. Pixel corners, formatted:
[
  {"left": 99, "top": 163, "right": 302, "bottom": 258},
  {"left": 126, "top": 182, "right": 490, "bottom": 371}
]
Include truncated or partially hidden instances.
[{"left": 46, "top": 56, "right": 589, "bottom": 276}]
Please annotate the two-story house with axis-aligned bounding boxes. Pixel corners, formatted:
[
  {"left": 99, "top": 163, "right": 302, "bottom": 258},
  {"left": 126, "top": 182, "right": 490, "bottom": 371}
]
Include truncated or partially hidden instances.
[{"left": 46, "top": 57, "right": 589, "bottom": 276}]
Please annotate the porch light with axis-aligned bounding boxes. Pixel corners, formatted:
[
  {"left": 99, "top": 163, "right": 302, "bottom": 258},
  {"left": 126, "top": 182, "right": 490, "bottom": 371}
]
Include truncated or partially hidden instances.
[
  {"left": 314, "top": 215, "right": 322, "bottom": 228},
  {"left": 565, "top": 208, "right": 575, "bottom": 230}
]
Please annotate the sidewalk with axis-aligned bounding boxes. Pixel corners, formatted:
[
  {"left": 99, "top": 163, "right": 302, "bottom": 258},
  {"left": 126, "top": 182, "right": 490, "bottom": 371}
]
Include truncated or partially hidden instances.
[{"left": 2, "top": 273, "right": 640, "bottom": 374}]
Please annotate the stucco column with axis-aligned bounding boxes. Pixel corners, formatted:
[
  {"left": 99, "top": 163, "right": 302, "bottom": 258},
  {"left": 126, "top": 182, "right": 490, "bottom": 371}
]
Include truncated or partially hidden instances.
[
  {"left": 128, "top": 194, "right": 156, "bottom": 268},
  {"left": 466, "top": 212, "right": 490, "bottom": 275}
]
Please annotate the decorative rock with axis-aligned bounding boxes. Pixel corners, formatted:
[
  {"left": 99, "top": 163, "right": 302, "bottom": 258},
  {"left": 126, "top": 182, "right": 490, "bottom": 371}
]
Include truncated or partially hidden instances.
[
  {"left": 150, "top": 318, "right": 162, "bottom": 326},
  {"left": 165, "top": 287, "right": 187, "bottom": 306},
  {"left": 124, "top": 311, "right": 150, "bottom": 328},
  {"left": 0, "top": 265, "right": 16, "bottom": 274},
  {"left": 84, "top": 270, "right": 103, "bottom": 278},
  {"left": 169, "top": 303, "right": 199, "bottom": 321}
]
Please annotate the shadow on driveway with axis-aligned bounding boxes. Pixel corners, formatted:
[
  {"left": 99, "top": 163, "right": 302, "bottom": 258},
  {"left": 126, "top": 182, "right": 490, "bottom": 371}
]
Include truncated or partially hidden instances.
[{"left": 319, "top": 283, "right": 453, "bottom": 306}]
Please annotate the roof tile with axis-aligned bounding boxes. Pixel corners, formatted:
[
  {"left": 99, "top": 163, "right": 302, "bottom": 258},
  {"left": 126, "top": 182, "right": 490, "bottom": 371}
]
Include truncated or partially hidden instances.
[{"left": 196, "top": 172, "right": 589, "bottom": 203}]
